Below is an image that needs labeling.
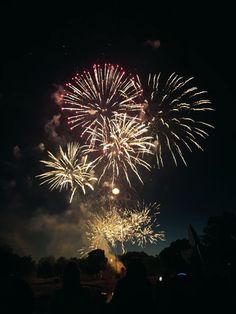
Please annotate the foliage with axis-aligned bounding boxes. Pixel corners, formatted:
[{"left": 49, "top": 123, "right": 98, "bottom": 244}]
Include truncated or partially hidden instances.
[{"left": 85, "top": 249, "right": 107, "bottom": 275}]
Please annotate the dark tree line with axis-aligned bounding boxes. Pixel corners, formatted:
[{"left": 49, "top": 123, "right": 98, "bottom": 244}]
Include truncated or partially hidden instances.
[
  {"left": 36, "top": 249, "right": 108, "bottom": 278},
  {"left": 1, "top": 211, "right": 236, "bottom": 280}
]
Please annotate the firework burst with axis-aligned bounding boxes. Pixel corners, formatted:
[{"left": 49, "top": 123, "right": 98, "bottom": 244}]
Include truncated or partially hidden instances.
[
  {"left": 129, "top": 202, "right": 165, "bottom": 247},
  {"left": 85, "top": 113, "right": 154, "bottom": 186},
  {"left": 62, "top": 64, "right": 142, "bottom": 138},
  {"left": 37, "top": 143, "right": 97, "bottom": 202},
  {"left": 138, "top": 73, "right": 214, "bottom": 167},
  {"left": 81, "top": 202, "right": 165, "bottom": 256}
]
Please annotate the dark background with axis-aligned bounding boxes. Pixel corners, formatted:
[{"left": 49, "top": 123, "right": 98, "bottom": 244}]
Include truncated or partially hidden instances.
[{"left": 0, "top": 2, "right": 235, "bottom": 258}]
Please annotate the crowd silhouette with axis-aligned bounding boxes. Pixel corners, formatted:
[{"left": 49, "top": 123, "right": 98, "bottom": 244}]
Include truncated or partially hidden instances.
[
  {"left": 1, "top": 249, "right": 235, "bottom": 314},
  {"left": 1, "top": 212, "right": 236, "bottom": 313},
  {"left": 0, "top": 247, "right": 34, "bottom": 314},
  {"left": 50, "top": 261, "right": 92, "bottom": 314},
  {"left": 109, "top": 258, "right": 154, "bottom": 313}
]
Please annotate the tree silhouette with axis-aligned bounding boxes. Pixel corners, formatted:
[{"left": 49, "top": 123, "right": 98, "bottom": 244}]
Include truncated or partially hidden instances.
[
  {"left": 159, "top": 239, "right": 197, "bottom": 277},
  {"left": 202, "top": 211, "right": 236, "bottom": 276},
  {"left": 54, "top": 257, "right": 68, "bottom": 277},
  {"left": 37, "top": 256, "right": 55, "bottom": 278},
  {"left": 121, "top": 251, "right": 161, "bottom": 276},
  {"left": 86, "top": 249, "right": 107, "bottom": 276}
]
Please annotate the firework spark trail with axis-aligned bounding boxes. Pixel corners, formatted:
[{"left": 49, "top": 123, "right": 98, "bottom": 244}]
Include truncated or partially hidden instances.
[
  {"left": 85, "top": 113, "right": 155, "bottom": 186},
  {"left": 80, "top": 202, "right": 165, "bottom": 256},
  {"left": 138, "top": 73, "right": 214, "bottom": 168},
  {"left": 128, "top": 203, "right": 165, "bottom": 247},
  {"left": 62, "top": 64, "right": 142, "bottom": 139},
  {"left": 37, "top": 143, "right": 97, "bottom": 202}
]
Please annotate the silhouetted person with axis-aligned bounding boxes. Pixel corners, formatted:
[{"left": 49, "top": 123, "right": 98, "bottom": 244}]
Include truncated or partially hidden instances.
[
  {"left": 0, "top": 248, "right": 34, "bottom": 314},
  {"left": 200, "top": 274, "right": 232, "bottom": 313},
  {"left": 159, "top": 273, "right": 200, "bottom": 314},
  {"left": 51, "top": 261, "right": 91, "bottom": 314},
  {"left": 109, "top": 258, "right": 154, "bottom": 313}
]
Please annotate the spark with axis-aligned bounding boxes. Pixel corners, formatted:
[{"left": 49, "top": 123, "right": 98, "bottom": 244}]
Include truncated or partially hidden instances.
[
  {"left": 138, "top": 73, "right": 214, "bottom": 167},
  {"left": 85, "top": 113, "right": 154, "bottom": 186},
  {"left": 112, "top": 187, "right": 120, "bottom": 195},
  {"left": 80, "top": 202, "right": 165, "bottom": 256},
  {"left": 37, "top": 142, "right": 97, "bottom": 202},
  {"left": 62, "top": 64, "right": 142, "bottom": 138}
]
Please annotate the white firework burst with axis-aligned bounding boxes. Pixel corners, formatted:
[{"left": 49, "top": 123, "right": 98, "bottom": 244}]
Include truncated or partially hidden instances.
[{"left": 37, "top": 142, "right": 97, "bottom": 202}]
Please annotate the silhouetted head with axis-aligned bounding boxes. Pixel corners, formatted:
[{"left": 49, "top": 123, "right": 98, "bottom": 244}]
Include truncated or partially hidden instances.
[
  {"left": 126, "top": 258, "right": 146, "bottom": 279},
  {"left": 0, "top": 246, "right": 12, "bottom": 277},
  {"left": 62, "top": 261, "right": 81, "bottom": 291}
]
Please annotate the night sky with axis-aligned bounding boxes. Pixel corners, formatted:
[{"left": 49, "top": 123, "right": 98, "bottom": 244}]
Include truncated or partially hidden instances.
[{"left": 0, "top": 3, "right": 235, "bottom": 259}]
